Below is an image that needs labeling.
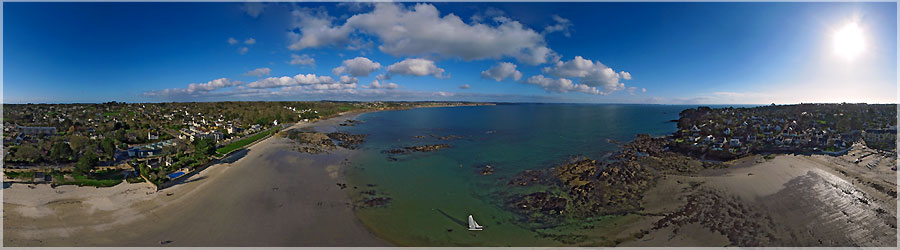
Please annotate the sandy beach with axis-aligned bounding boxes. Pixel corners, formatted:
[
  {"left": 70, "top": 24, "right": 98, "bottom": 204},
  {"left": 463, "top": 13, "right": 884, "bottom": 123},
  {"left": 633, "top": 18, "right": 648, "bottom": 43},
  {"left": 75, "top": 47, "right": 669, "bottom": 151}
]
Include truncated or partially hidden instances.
[
  {"left": 623, "top": 152, "right": 897, "bottom": 247},
  {"left": 5, "top": 107, "right": 895, "bottom": 247},
  {"left": 3, "top": 111, "right": 388, "bottom": 246}
]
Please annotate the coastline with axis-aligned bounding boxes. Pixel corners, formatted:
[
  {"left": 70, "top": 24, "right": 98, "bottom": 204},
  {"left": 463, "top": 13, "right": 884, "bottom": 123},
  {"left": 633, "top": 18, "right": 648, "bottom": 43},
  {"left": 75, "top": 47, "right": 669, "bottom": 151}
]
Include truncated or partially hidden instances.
[
  {"left": 336, "top": 105, "right": 896, "bottom": 246},
  {"left": 3, "top": 110, "right": 389, "bottom": 246},
  {"left": 5, "top": 103, "right": 894, "bottom": 247}
]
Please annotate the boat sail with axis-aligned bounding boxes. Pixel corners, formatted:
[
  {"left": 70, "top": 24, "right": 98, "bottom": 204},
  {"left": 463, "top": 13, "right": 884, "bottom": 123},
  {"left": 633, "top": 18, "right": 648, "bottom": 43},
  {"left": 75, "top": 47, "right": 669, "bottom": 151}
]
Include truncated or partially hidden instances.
[{"left": 468, "top": 215, "right": 484, "bottom": 231}]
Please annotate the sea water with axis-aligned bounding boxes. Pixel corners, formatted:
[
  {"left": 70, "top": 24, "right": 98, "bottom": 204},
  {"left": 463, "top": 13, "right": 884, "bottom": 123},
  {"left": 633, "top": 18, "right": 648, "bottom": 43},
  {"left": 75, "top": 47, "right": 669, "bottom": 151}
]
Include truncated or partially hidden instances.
[{"left": 338, "top": 103, "right": 739, "bottom": 246}]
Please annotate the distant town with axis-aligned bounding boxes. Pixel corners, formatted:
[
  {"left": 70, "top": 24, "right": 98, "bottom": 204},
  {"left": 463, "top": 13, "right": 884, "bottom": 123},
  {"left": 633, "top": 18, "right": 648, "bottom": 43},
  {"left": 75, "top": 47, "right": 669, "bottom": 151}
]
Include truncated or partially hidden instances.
[
  {"left": 673, "top": 103, "right": 897, "bottom": 160},
  {"left": 2, "top": 101, "right": 488, "bottom": 188}
]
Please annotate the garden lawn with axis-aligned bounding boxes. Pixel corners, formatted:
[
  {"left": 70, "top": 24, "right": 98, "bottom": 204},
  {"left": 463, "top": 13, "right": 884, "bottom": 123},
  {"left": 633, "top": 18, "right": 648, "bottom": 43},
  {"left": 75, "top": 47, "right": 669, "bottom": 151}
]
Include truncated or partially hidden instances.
[{"left": 215, "top": 127, "right": 276, "bottom": 156}]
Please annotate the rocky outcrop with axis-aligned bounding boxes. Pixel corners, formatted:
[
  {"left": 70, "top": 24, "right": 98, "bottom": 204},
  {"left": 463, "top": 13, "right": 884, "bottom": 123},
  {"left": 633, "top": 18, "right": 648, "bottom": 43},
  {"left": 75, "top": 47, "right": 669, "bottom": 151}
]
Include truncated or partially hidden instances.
[
  {"left": 509, "top": 192, "right": 569, "bottom": 223},
  {"left": 383, "top": 144, "right": 452, "bottom": 154},
  {"left": 286, "top": 130, "right": 367, "bottom": 153},
  {"left": 339, "top": 119, "right": 362, "bottom": 126},
  {"left": 479, "top": 165, "right": 495, "bottom": 175},
  {"left": 286, "top": 131, "right": 336, "bottom": 153},
  {"left": 436, "top": 135, "right": 462, "bottom": 141},
  {"left": 357, "top": 187, "right": 392, "bottom": 208},
  {"left": 296, "top": 146, "right": 327, "bottom": 154},
  {"left": 327, "top": 132, "right": 367, "bottom": 149},
  {"left": 505, "top": 136, "right": 666, "bottom": 221},
  {"left": 508, "top": 169, "right": 552, "bottom": 186},
  {"left": 361, "top": 197, "right": 392, "bottom": 208}
]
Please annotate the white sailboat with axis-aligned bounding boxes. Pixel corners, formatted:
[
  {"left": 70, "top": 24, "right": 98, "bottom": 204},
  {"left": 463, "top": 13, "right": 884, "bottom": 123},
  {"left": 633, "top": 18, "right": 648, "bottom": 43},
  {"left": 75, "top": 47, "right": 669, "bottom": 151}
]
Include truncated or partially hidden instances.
[{"left": 468, "top": 215, "right": 484, "bottom": 231}]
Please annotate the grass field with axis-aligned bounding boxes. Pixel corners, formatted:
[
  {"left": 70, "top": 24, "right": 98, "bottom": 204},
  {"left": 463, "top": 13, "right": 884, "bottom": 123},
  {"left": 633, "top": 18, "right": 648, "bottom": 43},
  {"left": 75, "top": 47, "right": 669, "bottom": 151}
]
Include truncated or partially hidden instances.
[
  {"left": 50, "top": 173, "right": 123, "bottom": 187},
  {"left": 215, "top": 127, "right": 277, "bottom": 156}
]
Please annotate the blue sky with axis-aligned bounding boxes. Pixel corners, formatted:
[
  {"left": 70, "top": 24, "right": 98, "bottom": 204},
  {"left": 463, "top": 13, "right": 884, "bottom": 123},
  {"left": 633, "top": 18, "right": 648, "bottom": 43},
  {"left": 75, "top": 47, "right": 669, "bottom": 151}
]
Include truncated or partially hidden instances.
[{"left": 3, "top": 2, "right": 897, "bottom": 104}]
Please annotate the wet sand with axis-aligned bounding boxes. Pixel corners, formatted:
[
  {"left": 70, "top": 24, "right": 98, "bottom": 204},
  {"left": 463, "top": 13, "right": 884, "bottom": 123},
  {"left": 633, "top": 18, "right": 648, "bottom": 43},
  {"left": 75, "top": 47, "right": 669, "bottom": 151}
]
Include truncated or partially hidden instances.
[
  {"left": 3, "top": 112, "right": 388, "bottom": 246},
  {"left": 624, "top": 153, "right": 897, "bottom": 247}
]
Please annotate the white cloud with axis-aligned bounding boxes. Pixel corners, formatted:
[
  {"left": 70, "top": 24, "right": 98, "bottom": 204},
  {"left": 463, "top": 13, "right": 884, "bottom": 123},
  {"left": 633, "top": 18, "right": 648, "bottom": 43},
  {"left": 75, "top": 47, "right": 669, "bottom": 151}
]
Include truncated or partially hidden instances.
[
  {"left": 481, "top": 62, "right": 522, "bottom": 82},
  {"left": 185, "top": 78, "right": 240, "bottom": 93},
  {"left": 239, "top": 47, "right": 249, "bottom": 55},
  {"left": 435, "top": 91, "right": 455, "bottom": 97},
  {"left": 247, "top": 73, "right": 336, "bottom": 89},
  {"left": 386, "top": 58, "right": 445, "bottom": 78},
  {"left": 244, "top": 38, "right": 256, "bottom": 45},
  {"left": 542, "top": 56, "right": 631, "bottom": 93},
  {"left": 523, "top": 75, "right": 600, "bottom": 95},
  {"left": 459, "top": 84, "right": 471, "bottom": 89},
  {"left": 144, "top": 78, "right": 242, "bottom": 97},
  {"left": 332, "top": 57, "right": 382, "bottom": 77},
  {"left": 542, "top": 15, "right": 572, "bottom": 37},
  {"left": 339, "top": 75, "right": 359, "bottom": 84},
  {"left": 241, "top": 2, "right": 267, "bottom": 18},
  {"left": 289, "top": 54, "right": 315, "bottom": 66},
  {"left": 244, "top": 67, "right": 271, "bottom": 77},
  {"left": 641, "top": 88, "right": 646, "bottom": 93},
  {"left": 228, "top": 37, "right": 238, "bottom": 45},
  {"left": 289, "top": 3, "right": 557, "bottom": 65},
  {"left": 287, "top": 9, "right": 355, "bottom": 50},
  {"left": 366, "top": 80, "right": 399, "bottom": 89}
]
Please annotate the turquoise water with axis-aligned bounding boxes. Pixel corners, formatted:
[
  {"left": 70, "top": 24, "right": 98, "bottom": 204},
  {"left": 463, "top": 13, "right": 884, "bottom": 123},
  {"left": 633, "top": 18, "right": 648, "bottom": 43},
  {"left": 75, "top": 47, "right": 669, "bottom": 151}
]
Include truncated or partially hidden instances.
[{"left": 339, "top": 104, "right": 737, "bottom": 246}]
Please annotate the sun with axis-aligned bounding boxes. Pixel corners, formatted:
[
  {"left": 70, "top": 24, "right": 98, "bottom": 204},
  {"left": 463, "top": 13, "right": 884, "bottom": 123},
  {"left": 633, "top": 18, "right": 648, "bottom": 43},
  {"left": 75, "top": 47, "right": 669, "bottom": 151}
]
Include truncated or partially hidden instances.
[{"left": 833, "top": 22, "right": 865, "bottom": 61}]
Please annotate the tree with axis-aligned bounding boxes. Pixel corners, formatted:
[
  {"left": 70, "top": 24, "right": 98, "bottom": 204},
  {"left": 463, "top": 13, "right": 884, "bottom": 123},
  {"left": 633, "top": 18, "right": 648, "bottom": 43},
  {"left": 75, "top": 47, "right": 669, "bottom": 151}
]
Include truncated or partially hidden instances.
[
  {"left": 138, "top": 163, "right": 150, "bottom": 178},
  {"left": 75, "top": 150, "right": 99, "bottom": 175},
  {"left": 13, "top": 145, "right": 41, "bottom": 163},
  {"left": 156, "top": 167, "right": 166, "bottom": 180},
  {"left": 100, "top": 137, "right": 116, "bottom": 159},
  {"left": 192, "top": 138, "right": 216, "bottom": 158},
  {"left": 49, "top": 142, "right": 74, "bottom": 163},
  {"left": 69, "top": 135, "right": 90, "bottom": 154}
]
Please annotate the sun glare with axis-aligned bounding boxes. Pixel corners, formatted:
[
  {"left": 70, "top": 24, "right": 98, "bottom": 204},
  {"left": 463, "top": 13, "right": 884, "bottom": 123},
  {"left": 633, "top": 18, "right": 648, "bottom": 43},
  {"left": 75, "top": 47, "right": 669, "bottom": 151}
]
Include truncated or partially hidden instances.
[{"left": 833, "top": 22, "right": 865, "bottom": 61}]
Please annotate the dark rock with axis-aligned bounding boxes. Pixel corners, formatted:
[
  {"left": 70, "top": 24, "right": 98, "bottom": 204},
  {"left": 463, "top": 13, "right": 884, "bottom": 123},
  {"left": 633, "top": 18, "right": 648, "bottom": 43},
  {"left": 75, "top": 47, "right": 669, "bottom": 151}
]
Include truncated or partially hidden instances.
[
  {"left": 286, "top": 130, "right": 337, "bottom": 152},
  {"left": 362, "top": 197, "right": 392, "bottom": 208},
  {"left": 508, "top": 169, "right": 550, "bottom": 186},
  {"left": 338, "top": 119, "right": 363, "bottom": 126},
  {"left": 327, "top": 132, "right": 367, "bottom": 149},
  {"left": 437, "top": 135, "right": 462, "bottom": 141},
  {"left": 508, "top": 192, "right": 568, "bottom": 224},
  {"left": 480, "top": 165, "right": 495, "bottom": 175},
  {"left": 383, "top": 144, "right": 452, "bottom": 154}
]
